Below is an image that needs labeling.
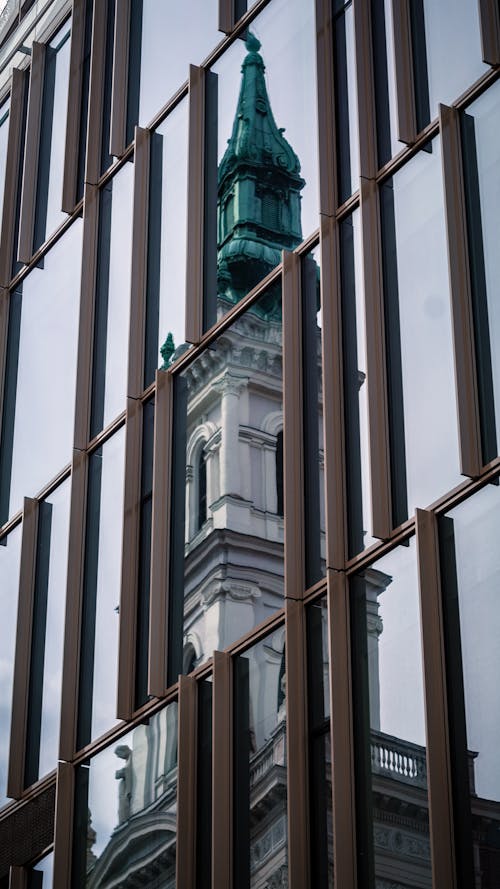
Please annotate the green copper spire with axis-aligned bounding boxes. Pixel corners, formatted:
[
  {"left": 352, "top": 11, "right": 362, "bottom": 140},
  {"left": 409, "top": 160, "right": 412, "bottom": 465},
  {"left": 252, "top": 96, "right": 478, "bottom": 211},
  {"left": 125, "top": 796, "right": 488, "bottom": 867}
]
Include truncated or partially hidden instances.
[{"left": 217, "top": 32, "right": 305, "bottom": 305}]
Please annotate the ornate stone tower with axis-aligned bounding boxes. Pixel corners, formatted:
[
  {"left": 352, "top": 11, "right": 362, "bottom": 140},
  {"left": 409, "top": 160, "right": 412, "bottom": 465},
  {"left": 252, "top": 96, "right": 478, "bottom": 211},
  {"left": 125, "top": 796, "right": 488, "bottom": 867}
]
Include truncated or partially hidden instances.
[{"left": 217, "top": 32, "right": 305, "bottom": 306}]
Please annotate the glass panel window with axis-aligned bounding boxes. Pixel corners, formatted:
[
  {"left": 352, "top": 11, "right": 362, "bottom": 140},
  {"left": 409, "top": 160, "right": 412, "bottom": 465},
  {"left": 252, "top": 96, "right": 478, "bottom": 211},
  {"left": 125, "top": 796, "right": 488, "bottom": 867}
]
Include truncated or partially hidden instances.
[
  {"left": 333, "top": 0, "right": 359, "bottom": 202},
  {"left": 0, "top": 523, "right": 21, "bottom": 809},
  {"left": 462, "top": 81, "right": 500, "bottom": 463},
  {"left": 25, "top": 478, "right": 70, "bottom": 787},
  {"left": 33, "top": 18, "right": 71, "bottom": 250},
  {"left": 302, "top": 246, "right": 326, "bottom": 587},
  {"left": 29, "top": 852, "right": 53, "bottom": 887},
  {"left": 421, "top": 0, "right": 487, "bottom": 125},
  {"left": 351, "top": 538, "right": 431, "bottom": 886},
  {"left": 0, "top": 96, "right": 10, "bottom": 228},
  {"left": 144, "top": 98, "right": 189, "bottom": 387},
  {"left": 169, "top": 284, "right": 283, "bottom": 682},
  {"left": 307, "top": 596, "right": 332, "bottom": 888},
  {"left": 0, "top": 219, "right": 83, "bottom": 526},
  {"left": 372, "top": 0, "right": 400, "bottom": 165},
  {"left": 90, "top": 162, "right": 134, "bottom": 437},
  {"left": 77, "top": 428, "right": 125, "bottom": 748},
  {"left": 440, "top": 483, "right": 500, "bottom": 884},
  {"left": 380, "top": 138, "right": 461, "bottom": 524},
  {"left": 134, "top": 0, "right": 219, "bottom": 130},
  {"left": 234, "top": 631, "right": 287, "bottom": 888},
  {"left": 208, "top": 0, "right": 318, "bottom": 325},
  {"left": 72, "top": 701, "right": 178, "bottom": 887},
  {"left": 341, "top": 209, "right": 375, "bottom": 556}
]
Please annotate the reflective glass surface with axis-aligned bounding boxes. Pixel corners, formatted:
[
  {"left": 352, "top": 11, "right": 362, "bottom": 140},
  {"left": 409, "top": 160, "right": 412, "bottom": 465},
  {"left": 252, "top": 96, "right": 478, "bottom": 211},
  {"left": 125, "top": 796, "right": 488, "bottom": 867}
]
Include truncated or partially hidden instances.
[
  {"left": 33, "top": 18, "right": 71, "bottom": 249},
  {"left": 137, "top": 0, "right": 219, "bottom": 128},
  {"left": 73, "top": 702, "right": 178, "bottom": 887},
  {"left": 352, "top": 538, "right": 431, "bottom": 885},
  {"left": 0, "top": 523, "right": 21, "bottom": 809},
  {"left": 210, "top": 0, "right": 318, "bottom": 323},
  {"left": 25, "top": 478, "right": 70, "bottom": 786},
  {"left": 0, "top": 96, "right": 10, "bottom": 229},
  {"left": 303, "top": 246, "right": 326, "bottom": 587},
  {"left": 77, "top": 428, "right": 125, "bottom": 747},
  {"left": 30, "top": 852, "right": 54, "bottom": 887},
  {"left": 145, "top": 99, "right": 188, "bottom": 386},
  {"left": 381, "top": 138, "right": 461, "bottom": 523},
  {"left": 91, "top": 162, "right": 134, "bottom": 437},
  {"left": 307, "top": 597, "right": 332, "bottom": 889},
  {"left": 442, "top": 485, "right": 500, "bottom": 801},
  {"left": 234, "top": 632, "right": 287, "bottom": 888},
  {"left": 1, "top": 218, "right": 83, "bottom": 525},
  {"left": 462, "top": 82, "right": 500, "bottom": 462},
  {"left": 170, "top": 286, "right": 283, "bottom": 682},
  {"left": 333, "top": 1, "right": 359, "bottom": 202},
  {"left": 341, "top": 209, "right": 375, "bottom": 556},
  {"left": 422, "top": 0, "right": 487, "bottom": 123}
]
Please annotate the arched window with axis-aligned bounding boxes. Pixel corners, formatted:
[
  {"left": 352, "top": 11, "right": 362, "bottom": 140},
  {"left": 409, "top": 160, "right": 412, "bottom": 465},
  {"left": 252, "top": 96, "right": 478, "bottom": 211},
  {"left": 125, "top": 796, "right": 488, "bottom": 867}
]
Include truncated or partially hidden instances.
[
  {"left": 276, "top": 430, "right": 284, "bottom": 517},
  {"left": 196, "top": 447, "right": 207, "bottom": 531}
]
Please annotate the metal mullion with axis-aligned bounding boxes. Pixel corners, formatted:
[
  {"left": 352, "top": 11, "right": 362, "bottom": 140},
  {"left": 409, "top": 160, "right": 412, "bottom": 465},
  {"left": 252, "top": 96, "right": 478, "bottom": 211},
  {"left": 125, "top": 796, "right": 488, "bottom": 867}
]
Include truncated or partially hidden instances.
[
  {"left": 0, "top": 287, "right": 8, "bottom": 451},
  {"left": 73, "top": 183, "right": 98, "bottom": 451},
  {"left": 84, "top": 0, "right": 108, "bottom": 185},
  {"left": 285, "top": 597, "right": 310, "bottom": 889},
  {"left": 148, "top": 369, "right": 173, "bottom": 697},
  {"left": 320, "top": 215, "right": 347, "bottom": 569},
  {"left": 62, "top": 0, "right": 87, "bottom": 212},
  {"left": 7, "top": 497, "right": 38, "bottom": 799},
  {"left": 327, "top": 569, "right": 356, "bottom": 888},
  {"left": 17, "top": 42, "right": 46, "bottom": 265},
  {"left": 127, "top": 125, "right": 150, "bottom": 398},
  {"left": 212, "top": 650, "right": 232, "bottom": 889},
  {"left": 219, "top": 0, "right": 235, "bottom": 35},
  {"left": 8, "top": 867, "right": 28, "bottom": 889},
  {"left": 391, "top": 0, "right": 417, "bottom": 144},
  {"left": 360, "top": 176, "right": 392, "bottom": 539},
  {"left": 416, "top": 508, "right": 457, "bottom": 889},
  {"left": 52, "top": 761, "right": 74, "bottom": 889},
  {"left": 109, "top": 0, "right": 131, "bottom": 158},
  {"left": 478, "top": 0, "right": 500, "bottom": 66},
  {"left": 0, "top": 69, "right": 27, "bottom": 287},
  {"left": 353, "top": 0, "right": 377, "bottom": 180},
  {"left": 282, "top": 250, "right": 305, "bottom": 598},
  {"left": 186, "top": 64, "right": 206, "bottom": 345},
  {"left": 59, "top": 450, "right": 88, "bottom": 762},
  {"left": 439, "top": 103, "right": 482, "bottom": 478},
  {"left": 176, "top": 674, "right": 197, "bottom": 889},
  {"left": 116, "top": 397, "right": 142, "bottom": 719},
  {"left": 315, "top": 0, "right": 338, "bottom": 214}
]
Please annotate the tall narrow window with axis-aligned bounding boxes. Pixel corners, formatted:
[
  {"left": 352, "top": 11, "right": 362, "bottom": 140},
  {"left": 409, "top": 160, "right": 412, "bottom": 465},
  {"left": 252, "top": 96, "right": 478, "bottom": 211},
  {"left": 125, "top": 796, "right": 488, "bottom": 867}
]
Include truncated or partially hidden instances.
[
  {"left": 276, "top": 429, "right": 284, "bottom": 517},
  {"left": 197, "top": 446, "right": 207, "bottom": 531}
]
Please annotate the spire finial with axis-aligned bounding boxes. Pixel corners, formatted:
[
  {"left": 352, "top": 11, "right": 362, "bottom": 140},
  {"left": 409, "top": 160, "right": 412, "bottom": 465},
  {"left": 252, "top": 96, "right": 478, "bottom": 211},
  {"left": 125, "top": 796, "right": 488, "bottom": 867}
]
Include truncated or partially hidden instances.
[{"left": 245, "top": 31, "right": 261, "bottom": 53}]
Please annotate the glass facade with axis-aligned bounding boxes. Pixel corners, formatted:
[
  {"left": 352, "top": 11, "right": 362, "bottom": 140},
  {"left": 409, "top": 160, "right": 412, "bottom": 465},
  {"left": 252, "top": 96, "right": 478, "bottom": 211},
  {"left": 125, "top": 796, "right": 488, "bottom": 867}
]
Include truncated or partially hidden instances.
[{"left": 0, "top": 1, "right": 499, "bottom": 887}]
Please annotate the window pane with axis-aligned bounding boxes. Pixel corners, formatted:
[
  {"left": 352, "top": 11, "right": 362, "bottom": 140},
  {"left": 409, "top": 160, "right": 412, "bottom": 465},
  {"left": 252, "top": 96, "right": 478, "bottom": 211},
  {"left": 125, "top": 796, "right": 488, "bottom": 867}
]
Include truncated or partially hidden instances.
[
  {"left": 341, "top": 209, "right": 375, "bottom": 556},
  {"left": 234, "top": 631, "right": 287, "bottom": 888},
  {"left": 307, "top": 597, "right": 332, "bottom": 889},
  {"left": 33, "top": 18, "right": 71, "bottom": 249},
  {"left": 72, "top": 701, "right": 178, "bottom": 887},
  {"left": 303, "top": 246, "right": 326, "bottom": 587},
  {"left": 209, "top": 0, "right": 318, "bottom": 324},
  {"left": 381, "top": 138, "right": 461, "bottom": 524},
  {"left": 0, "top": 219, "right": 83, "bottom": 525},
  {"left": 333, "top": 1, "right": 359, "bottom": 202},
  {"left": 29, "top": 852, "right": 53, "bottom": 887},
  {"left": 462, "top": 82, "right": 500, "bottom": 463},
  {"left": 136, "top": 0, "right": 219, "bottom": 128},
  {"left": 352, "top": 538, "right": 431, "bottom": 886},
  {"left": 0, "top": 523, "right": 21, "bottom": 809},
  {"left": 0, "top": 96, "right": 11, "bottom": 228},
  {"left": 170, "top": 284, "right": 283, "bottom": 681},
  {"left": 422, "top": 0, "right": 487, "bottom": 123},
  {"left": 91, "top": 163, "right": 134, "bottom": 437},
  {"left": 77, "top": 428, "right": 125, "bottom": 748},
  {"left": 25, "top": 478, "right": 70, "bottom": 786},
  {"left": 440, "top": 484, "right": 500, "bottom": 881},
  {"left": 145, "top": 98, "right": 189, "bottom": 386}
]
